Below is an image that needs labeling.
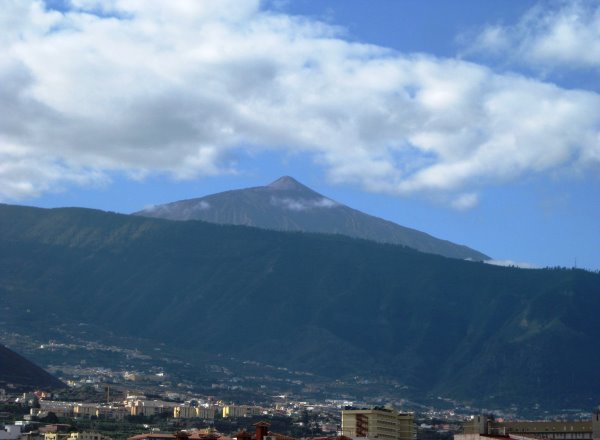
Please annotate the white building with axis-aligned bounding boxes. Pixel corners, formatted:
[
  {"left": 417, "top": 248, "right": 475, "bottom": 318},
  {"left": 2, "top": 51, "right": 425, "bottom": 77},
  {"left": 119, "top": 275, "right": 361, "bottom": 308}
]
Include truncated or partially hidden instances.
[{"left": 0, "top": 425, "right": 21, "bottom": 440}]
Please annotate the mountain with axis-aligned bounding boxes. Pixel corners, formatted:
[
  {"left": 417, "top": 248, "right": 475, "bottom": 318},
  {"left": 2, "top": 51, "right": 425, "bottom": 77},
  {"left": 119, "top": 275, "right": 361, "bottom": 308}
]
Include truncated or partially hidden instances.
[
  {"left": 135, "top": 176, "right": 489, "bottom": 261},
  {"left": 0, "top": 343, "right": 66, "bottom": 391},
  {"left": 1, "top": 203, "right": 599, "bottom": 409}
]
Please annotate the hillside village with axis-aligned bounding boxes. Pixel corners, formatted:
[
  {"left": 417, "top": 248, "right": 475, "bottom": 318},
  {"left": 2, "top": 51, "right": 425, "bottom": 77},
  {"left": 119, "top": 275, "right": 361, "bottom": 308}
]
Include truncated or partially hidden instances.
[
  {"left": 2, "top": 325, "right": 599, "bottom": 440},
  {"left": 1, "top": 382, "right": 599, "bottom": 440},
  {"left": 0, "top": 386, "right": 427, "bottom": 440}
]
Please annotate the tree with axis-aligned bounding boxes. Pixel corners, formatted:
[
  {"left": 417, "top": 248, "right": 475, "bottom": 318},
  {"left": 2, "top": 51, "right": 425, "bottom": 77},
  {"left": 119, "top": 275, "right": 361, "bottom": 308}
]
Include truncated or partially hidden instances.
[{"left": 42, "top": 412, "right": 59, "bottom": 424}]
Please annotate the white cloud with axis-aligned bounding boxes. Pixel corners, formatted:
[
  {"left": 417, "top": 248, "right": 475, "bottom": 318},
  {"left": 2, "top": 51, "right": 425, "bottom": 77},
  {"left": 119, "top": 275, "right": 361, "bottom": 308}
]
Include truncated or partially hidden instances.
[
  {"left": 1, "top": 0, "right": 600, "bottom": 206},
  {"left": 144, "top": 199, "right": 210, "bottom": 213},
  {"left": 467, "top": 2, "right": 600, "bottom": 70},
  {"left": 451, "top": 193, "right": 478, "bottom": 211},
  {"left": 0, "top": 140, "right": 108, "bottom": 199},
  {"left": 196, "top": 200, "right": 211, "bottom": 210},
  {"left": 484, "top": 259, "right": 538, "bottom": 269},
  {"left": 270, "top": 196, "right": 338, "bottom": 211}
]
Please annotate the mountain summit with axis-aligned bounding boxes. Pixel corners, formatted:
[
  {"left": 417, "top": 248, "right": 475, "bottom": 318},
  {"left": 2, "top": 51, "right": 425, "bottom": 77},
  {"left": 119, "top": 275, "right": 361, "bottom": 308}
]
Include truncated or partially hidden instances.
[
  {"left": 136, "top": 176, "right": 489, "bottom": 260},
  {"left": 266, "top": 175, "right": 311, "bottom": 191}
]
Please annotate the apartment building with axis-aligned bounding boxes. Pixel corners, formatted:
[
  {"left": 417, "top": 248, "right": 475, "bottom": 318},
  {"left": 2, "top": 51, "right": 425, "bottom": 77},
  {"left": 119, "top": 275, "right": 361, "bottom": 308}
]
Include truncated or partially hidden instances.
[
  {"left": 73, "top": 404, "right": 97, "bottom": 419},
  {"left": 173, "top": 406, "right": 216, "bottom": 420},
  {"left": 458, "top": 413, "right": 600, "bottom": 440},
  {"left": 128, "top": 400, "right": 177, "bottom": 417},
  {"left": 222, "top": 406, "right": 262, "bottom": 418},
  {"left": 341, "top": 408, "right": 415, "bottom": 440}
]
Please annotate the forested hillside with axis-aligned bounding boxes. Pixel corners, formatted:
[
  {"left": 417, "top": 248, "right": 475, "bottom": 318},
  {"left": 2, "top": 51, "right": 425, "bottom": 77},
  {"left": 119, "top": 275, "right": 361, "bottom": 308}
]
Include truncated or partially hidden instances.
[{"left": 1, "top": 204, "right": 599, "bottom": 407}]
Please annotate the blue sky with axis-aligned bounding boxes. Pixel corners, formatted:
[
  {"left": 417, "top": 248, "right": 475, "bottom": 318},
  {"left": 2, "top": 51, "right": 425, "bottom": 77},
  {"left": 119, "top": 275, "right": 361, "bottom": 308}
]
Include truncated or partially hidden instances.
[{"left": 2, "top": 0, "right": 599, "bottom": 270}]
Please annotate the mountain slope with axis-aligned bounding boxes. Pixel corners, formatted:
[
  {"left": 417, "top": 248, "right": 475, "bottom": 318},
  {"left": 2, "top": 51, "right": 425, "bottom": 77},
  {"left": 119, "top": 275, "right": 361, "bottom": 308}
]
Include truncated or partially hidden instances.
[
  {"left": 1, "top": 203, "right": 599, "bottom": 408},
  {"left": 135, "top": 176, "right": 489, "bottom": 261},
  {"left": 0, "top": 343, "right": 66, "bottom": 390}
]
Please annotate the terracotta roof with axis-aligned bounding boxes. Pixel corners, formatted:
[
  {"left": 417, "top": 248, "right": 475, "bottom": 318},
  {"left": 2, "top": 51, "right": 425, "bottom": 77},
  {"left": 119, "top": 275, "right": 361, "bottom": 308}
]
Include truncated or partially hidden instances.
[
  {"left": 189, "top": 435, "right": 229, "bottom": 440},
  {"left": 267, "top": 432, "right": 296, "bottom": 440},
  {"left": 307, "top": 436, "right": 351, "bottom": 440},
  {"left": 184, "top": 430, "right": 229, "bottom": 440},
  {"left": 127, "top": 434, "right": 176, "bottom": 440}
]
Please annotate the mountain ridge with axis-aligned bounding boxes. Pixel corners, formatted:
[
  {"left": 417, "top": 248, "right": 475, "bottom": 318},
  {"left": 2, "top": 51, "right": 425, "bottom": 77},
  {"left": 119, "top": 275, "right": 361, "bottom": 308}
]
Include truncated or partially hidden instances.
[
  {"left": 0, "top": 343, "right": 66, "bottom": 391},
  {"left": 136, "top": 176, "right": 489, "bottom": 261},
  {"left": 1, "top": 203, "right": 599, "bottom": 408}
]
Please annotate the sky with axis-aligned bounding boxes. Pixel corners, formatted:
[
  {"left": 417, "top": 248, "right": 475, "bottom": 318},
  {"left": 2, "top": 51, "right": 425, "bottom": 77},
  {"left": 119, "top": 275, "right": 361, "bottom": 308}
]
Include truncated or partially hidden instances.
[{"left": 1, "top": 0, "right": 599, "bottom": 270}]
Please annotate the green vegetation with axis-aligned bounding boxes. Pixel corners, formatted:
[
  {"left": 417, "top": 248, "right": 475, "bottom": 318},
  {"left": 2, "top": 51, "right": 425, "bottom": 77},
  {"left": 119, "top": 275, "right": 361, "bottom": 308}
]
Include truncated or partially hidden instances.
[
  {"left": 0, "top": 402, "right": 30, "bottom": 422},
  {"left": 1, "top": 204, "right": 599, "bottom": 408}
]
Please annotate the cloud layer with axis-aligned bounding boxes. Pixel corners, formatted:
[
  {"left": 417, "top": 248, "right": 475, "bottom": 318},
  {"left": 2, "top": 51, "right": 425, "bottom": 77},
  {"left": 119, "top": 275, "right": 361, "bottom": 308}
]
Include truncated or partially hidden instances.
[
  {"left": 2, "top": 0, "right": 600, "bottom": 204},
  {"left": 468, "top": 1, "right": 600, "bottom": 70}
]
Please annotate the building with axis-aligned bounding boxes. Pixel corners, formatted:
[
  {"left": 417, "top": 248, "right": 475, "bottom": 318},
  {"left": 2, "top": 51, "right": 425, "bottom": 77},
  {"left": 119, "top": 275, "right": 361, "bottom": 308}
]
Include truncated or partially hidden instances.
[
  {"left": 173, "top": 406, "right": 216, "bottom": 420},
  {"left": 457, "top": 413, "right": 600, "bottom": 440},
  {"left": 44, "top": 434, "right": 69, "bottom": 440},
  {"left": 73, "top": 404, "right": 98, "bottom": 419},
  {"left": 128, "top": 430, "right": 230, "bottom": 440},
  {"left": 95, "top": 405, "right": 129, "bottom": 421},
  {"left": 128, "top": 400, "right": 177, "bottom": 417},
  {"left": 0, "top": 425, "right": 21, "bottom": 440},
  {"left": 222, "top": 406, "right": 262, "bottom": 418},
  {"left": 21, "top": 431, "right": 44, "bottom": 440},
  {"left": 341, "top": 408, "right": 415, "bottom": 440},
  {"left": 36, "top": 401, "right": 74, "bottom": 418},
  {"left": 174, "top": 406, "right": 197, "bottom": 419},
  {"left": 39, "top": 425, "right": 71, "bottom": 435},
  {"left": 67, "top": 432, "right": 112, "bottom": 440}
]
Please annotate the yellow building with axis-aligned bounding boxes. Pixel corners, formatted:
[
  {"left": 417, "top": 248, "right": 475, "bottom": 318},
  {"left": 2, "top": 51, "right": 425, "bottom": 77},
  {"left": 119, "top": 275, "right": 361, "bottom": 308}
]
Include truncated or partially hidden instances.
[
  {"left": 44, "top": 434, "right": 69, "bottom": 440},
  {"left": 341, "top": 408, "right": 415, "bottom": 440},
  {"left": 45, "top": 432, "right": 111, "bottom": 440},
  {"left": 128, "top": 400, "right": 177, "bottom": 417},
  {"left": 197, "top": 407, "right": 216, "bottom": 420},
  {"left": 73, "top": 404, "right": 98, "bottom": 419},
  {"left": 173, "top": 406, "right": 216, "bottom": 420},
  {"left": 174, "top": 406, "right": 197, "bottom": 419},
  {"left": 222, "top": 405, "right": 262, "bottom": 418}
]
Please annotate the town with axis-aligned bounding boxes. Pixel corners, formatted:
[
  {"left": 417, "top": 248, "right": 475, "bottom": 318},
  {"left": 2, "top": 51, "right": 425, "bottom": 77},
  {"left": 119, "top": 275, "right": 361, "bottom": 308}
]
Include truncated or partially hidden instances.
[
  {"left": 2, "top": 330, "right": 599, "bottom": 440},
  {"left": 0, "top": 385, "right": 442, "bottom": 440},
  {"left": 1, "top": 379, "right": 599, "bottom": 440}
]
